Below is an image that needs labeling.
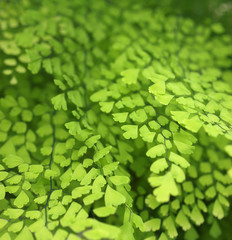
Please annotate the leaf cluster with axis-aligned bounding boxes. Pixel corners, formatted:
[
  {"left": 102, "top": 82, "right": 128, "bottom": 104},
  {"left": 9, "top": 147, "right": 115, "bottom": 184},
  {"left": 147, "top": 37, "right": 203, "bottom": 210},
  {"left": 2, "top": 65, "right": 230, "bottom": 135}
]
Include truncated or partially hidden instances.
[{"left": 0, "top": 0, "right": 232, "bottom": 240}]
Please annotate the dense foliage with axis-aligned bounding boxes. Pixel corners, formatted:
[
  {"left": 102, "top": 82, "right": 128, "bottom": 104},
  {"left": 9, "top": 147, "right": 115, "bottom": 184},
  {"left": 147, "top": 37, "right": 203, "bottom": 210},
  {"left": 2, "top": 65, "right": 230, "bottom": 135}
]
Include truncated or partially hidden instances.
[{"left": 0, "top": 0, "right": 232, "bottom": 239}]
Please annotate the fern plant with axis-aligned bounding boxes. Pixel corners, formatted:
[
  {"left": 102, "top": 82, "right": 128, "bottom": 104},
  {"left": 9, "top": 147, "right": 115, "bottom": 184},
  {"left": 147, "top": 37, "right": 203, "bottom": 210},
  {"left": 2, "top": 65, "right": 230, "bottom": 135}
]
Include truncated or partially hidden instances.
[{"left": 0, "top": 0, "right": 232, "bottom": 240}]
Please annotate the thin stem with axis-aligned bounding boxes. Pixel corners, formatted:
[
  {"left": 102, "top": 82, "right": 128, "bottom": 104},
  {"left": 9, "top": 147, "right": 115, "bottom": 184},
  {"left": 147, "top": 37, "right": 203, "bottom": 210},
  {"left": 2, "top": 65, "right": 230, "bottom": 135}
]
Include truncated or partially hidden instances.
[{"left": 44, "top": 110, "right": 56, "bottom": 227}]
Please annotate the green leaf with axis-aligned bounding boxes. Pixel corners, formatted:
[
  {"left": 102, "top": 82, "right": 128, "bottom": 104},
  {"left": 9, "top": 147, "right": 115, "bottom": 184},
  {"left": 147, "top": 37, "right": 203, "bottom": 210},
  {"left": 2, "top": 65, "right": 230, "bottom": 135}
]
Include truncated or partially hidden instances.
[
  {"left": 145, "top": 195, "right": 161, "bottom": 210},
  {"left": 85, "top": 135, "right": 101, "bottom": 148},
  {"left": 67, "top": 90, "right": 84, "bottom": 107},
  {"left": 190, "top": 205, "right": 204, "bottom": 225},
  {"left": 220, "top": 108, "right": 232, "bottom": 123},
  {"left": 5, "top": 175, "right": 22, "bottom": 185},
  {"left": 105, "top": 185, "right": 126, "bottom": 206},
  {"left": 74, "top": 145, "right": 88, "bottom": 160},
  {"left": 0, "top": 119, "right": 12, "bottom": 132},
  {"left": 209, "top": 220, "right": 221, "bottom": 239},
  {"left": 109, "top": 176, "right": 130, "bottom": 186},
  {"left": 12, "top": 122, "right": 27, "bottom": 134},
  {"left": 175, "top": 209, "right": 191, "bottom": 231},
  {"left": 143, "top": 67, "right": 168, "bottom": 82},
  {"left": 54, "top": 79, "right": 66, "bottom": 90},
  {"left": 130, "top": 109, "right": 147, "bottom": 123},
  {"left": 90, "top": 89, "right": 108, "bottom": 102},
  {"left": 157, "top": 116, "right": 169, "bottom": 126},
  {"left": 84, "top": 222, "right": 120, "bottom": 240},
  {"left": 41, "top": 146, "right": 52, "bottom": 156},
  {"left": 121, "top": 68, "right": 139, "bottom": 85},
  {"left": 211, "top": 23, "right": 224, "bottom": 34},
  {"left": 158, "top": 233, "right": 168, "bottom": 240},
  {"left": 184, "top": 227, "right": 199, "bottom": 240},
  {"left": 149, "top": 81, "right": 165, "bottom": 95},
  {"left": 49, "top": 202, "right": 66, "bottom": 219},
  {"left": 4, "top": 58, "right": 17, "bottom": 66},
  {"left": 83, "top": 192, "right": 104, "bottom": 205},
  {"left": 0, "top": 218, "right": 8, "bottom": 229},
  {"left": 112, "top": 112, "right": 128, "bottom": 123},
  {"left": 144, "top": 218, "right": 161, "bottom": 232},
  {"left": 65, "top": 138, "right": 75, "bottom": 150},
  {"left": 2, "top": 154, "right": 24, "bottom": 168},
  {"left": 163, "top": 216, "right": 178, "bottom": 238},
  {"left": 139, "top": 125, "right": 155, "bottom": 142},
  {"left": 171, "top": 111, "right": 190, "bottom": 124},
  {"left": 14, "top": 191, "right": 29, "bottom": 208},
  {"left": 22, "top": 110, "right": 33, "bottom": 122},
  {"left": 60, "top": 202, "right": 82, "bottom": 227},
  {"left": 10, "top": 106, "right": 21, "bottom": 116},
  {"left": 225, "top": 145, "right": 232, "bottom": 157},
  {"left": 183, "top": 181, "right": 194, "bottom": 193},
  {"left": 65, "top": 121, "right": 80, "bottom": 136},
  {"left": 27, "top": 49, "right": 41, "bottom": 74},
  {"left": 49, "top": 38, "right": 64, "bottom": 54},
  {"left": 34, "top": 196, "right": 47, "bottom": 204},
  {"left": 3, "top": 208, "right": 24, "bottom": 219},
  {"left": 199, "top": 174, "right": 213, "bottom": 186},
  {"left": 146, "top": 144, "right": 166, "bottom": 158},
  {"left": 25, "top": 211, "right": 41, "bottom": 219},
  {"left": 118, "top": 221, "right": 135, "bottom": 240},
  {"left": 93, "top": 175, "right": 106, "bottom": 193},
  {"left": 132, "top": 213, "right": 146, "bottom": 232},
  {"left": 51, "top": 93, "right": 67, "bottom": 111},
  {"left": 53, "top": 229, "right": 68, "bottom": 240},
  {"left": 0, "top": 183, "right": 5, "bottom": 200},
  {"left": 60, "top": 168, "right": 72, "bottom": 188},
  {"left": 93, "top": 206, "right": 116, "bottom": 217},
  {"left": 173, "top": 132, "right": 195, "bottom": 155},
  {"left": 72, "top": 164, "right": 86, "bottom": 181},
  {"left": 183, "top": 115, "right": 203, "bottom": 133},
  {"left": 149, "top": 172, "right": 179, "bottom": 202},
  {"left": 169, "top": 152, "right": 190, "bottom": 168},
  {"left": 103, "top": 162, "right": 119, "bottom": 176},
  {"left": 121, "top": 125, "right": 138, "bottom": 139},
  {"left": 43, "top": 58, "right": 53, "bottom": 74},
  {"left": 50, "top": 189, "right": 62, "bottom": 200},
  {"left": 35, "top": 226, "right": 53, "bottom": 240},
  {"left": 80, "top": 168, "right": 99, "bottom": 186},
  {"left": 63, "top": 75, "right": 74, "bottom": 87},
  {"left": 8, "top": 221, "right": 23, "bottom": 233},
  {"left": 148, "top": 121, "right": 160, "bottom": 130},
  {"left": 83, "top": 158, "right": 93, "bottom": 168},
  {"left": 94, "top": 146, "right": 112, "bottom": 162},
  {"left": 62, "top": 195, "right": 72, "bottom": 205},
  {"left": 36, "top": 124, "right": 53, "bottom": 137},
  {"left": 5, "top": 186, "right": 20, "bottom": 194},
  {"left": 198, "top": 200, "right": 207, "bottom": 212},
  {"left": 167, "top": 82, "right": 191, "bottom": 95},
  {"left": 121, "top": 96, "right": 135, "bottom": 108},
  {"left": 22, "top": 181, "right": 31, "bottom": 191},
  {"left": 99, "top": 102, "right": 114, "bottom": 113},
  {"left": 132, "top": 93, "right": 145, "bottom": 106},
  {"left": 156, "top": 94, "right": 174, "bottom": 105},
  {"left": 29, "top": 165, "right": 43, "bottom": 173},
  {"left": 150, "top": 158, "right": 168, "bottom": 174},
  {"left": 213, "top": 199, "right": 224, "bottom": 219}
]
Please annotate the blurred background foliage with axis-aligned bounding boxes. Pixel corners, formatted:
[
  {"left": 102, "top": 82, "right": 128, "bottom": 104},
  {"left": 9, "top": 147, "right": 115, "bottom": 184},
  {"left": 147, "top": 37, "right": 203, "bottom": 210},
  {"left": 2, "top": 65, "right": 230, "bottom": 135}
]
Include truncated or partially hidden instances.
[
  {"left": 1, "top": 0, "right": 231, "bottom": 33},
  {"left": 143, "top": 0, "right": 232, "bottom": 34},
  {"left": 172, "top": 0, "right": 232, "bottom": 34}
]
